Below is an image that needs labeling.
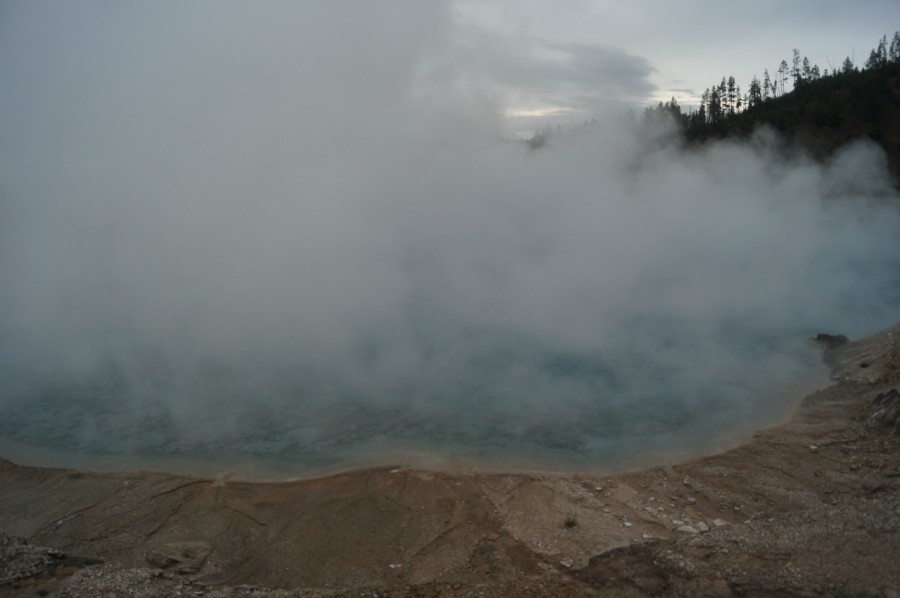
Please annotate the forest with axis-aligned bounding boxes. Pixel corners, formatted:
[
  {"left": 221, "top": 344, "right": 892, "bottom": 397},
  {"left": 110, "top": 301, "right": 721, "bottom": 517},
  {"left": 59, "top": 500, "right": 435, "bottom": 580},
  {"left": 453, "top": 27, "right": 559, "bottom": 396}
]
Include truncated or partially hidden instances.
[{"left": 642, "top": 32, "right": 900, "bottom": 175}]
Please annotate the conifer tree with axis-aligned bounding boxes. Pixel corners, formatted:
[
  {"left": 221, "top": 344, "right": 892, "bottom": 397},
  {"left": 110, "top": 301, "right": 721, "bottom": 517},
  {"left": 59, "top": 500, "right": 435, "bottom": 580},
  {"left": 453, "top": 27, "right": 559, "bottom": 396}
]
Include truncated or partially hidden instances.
[
  {"left": 779, "top": 60, "right": 789, "bottom": 94},
  {"left": 727, "top": 76, "right": 736, "bottom": 113},
  {"left": 865, "top": 48, "right": 880, "bottom": 69},
  {"left": 748, "top": 76, "right": 762, "bottom": 108},
  {"left": 791, "top": 49, "right": 801, "bottom": 84},
  {"left": 841, "top": 56, "right": 854, "bottom": 73}
]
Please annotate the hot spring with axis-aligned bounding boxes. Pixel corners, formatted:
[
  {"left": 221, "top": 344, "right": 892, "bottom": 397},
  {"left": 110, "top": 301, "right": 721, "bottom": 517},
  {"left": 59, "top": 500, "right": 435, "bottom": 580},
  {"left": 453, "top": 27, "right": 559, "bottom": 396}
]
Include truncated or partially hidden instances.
[{"left": 1, "top": 2, "right": 899, "bottom": 478}]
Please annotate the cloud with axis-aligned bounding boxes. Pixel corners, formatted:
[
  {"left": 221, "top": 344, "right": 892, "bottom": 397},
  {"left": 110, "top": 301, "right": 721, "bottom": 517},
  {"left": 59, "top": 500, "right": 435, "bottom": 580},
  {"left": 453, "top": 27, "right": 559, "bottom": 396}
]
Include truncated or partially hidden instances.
[
  {"left": 0, "top": 3, "right": 898, "bottom": 474},
  {"left": 441, "top": 22, "right": 656, "bottom": 121}
]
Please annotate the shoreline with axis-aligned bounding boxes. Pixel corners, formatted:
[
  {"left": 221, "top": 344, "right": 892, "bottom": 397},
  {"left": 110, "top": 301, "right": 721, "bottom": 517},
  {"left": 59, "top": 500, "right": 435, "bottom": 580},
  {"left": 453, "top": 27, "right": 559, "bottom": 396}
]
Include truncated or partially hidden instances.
[
  {"left": 0, "top": 359, "right": 831, "bottom": 485},
  {"left": 1, "top": 322, "right": 898, "bottom": 597}
]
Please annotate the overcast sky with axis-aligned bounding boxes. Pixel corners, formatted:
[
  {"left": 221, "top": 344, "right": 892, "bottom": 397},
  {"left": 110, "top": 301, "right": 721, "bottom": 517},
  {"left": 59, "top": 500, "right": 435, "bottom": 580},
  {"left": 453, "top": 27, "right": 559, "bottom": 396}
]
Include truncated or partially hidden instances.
[
  {"left": 454, "top": 0, "right": 898, "bottom": 127},
  {"left": 1, "top": 1, "right": 896, "bottom": 134}
]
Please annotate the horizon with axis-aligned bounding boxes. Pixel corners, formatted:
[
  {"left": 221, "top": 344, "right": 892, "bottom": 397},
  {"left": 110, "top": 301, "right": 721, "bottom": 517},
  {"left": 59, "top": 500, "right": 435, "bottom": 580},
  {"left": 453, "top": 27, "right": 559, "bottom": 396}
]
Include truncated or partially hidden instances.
[
  {"left": 455, "top": 0, "right": 898, "bottom": 129},
  {"left": 3, "top": 3, "right": 897, "bottom": 134}
]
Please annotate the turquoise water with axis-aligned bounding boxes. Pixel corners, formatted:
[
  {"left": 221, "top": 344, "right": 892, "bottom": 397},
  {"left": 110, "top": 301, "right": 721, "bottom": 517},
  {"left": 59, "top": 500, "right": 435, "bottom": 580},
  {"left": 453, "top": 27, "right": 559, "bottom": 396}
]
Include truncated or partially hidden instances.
[{"left": 0, "top": 333, "right": 826, "bottom": 478}]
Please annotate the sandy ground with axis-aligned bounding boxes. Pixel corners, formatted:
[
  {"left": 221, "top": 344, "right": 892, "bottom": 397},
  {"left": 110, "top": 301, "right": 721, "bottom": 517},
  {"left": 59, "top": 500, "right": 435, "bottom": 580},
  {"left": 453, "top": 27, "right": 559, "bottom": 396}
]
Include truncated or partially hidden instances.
[{"left": 1, "top": 323, "right": 899, "bottom": 597}]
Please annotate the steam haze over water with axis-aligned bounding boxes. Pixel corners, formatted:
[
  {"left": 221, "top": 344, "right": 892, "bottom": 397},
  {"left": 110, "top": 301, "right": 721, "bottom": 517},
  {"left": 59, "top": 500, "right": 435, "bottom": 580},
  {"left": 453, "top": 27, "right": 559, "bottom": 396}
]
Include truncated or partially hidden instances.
[{"left": 1, "top": 3, "right": 899, "bottom": 476}]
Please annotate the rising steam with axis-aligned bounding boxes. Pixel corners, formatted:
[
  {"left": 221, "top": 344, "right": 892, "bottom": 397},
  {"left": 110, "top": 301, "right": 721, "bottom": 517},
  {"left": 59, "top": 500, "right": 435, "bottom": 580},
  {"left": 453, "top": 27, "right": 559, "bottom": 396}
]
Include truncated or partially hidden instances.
[{"left": 0, "top": 3, "right": 898, "bottom": 473}]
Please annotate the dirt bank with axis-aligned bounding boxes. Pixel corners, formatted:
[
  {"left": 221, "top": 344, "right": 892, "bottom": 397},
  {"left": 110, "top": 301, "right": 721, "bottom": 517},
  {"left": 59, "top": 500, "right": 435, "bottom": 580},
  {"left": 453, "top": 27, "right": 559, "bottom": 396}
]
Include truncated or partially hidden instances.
[{"left": 2, "top": 323, "right": 899, "bottom": 597}]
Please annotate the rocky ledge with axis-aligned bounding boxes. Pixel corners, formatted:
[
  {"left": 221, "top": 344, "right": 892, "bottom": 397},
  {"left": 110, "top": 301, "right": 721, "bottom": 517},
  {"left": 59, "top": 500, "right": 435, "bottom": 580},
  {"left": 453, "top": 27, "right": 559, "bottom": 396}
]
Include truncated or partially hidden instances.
[{"left": 1, "top": 323, "right": 899, "bottom": 597}]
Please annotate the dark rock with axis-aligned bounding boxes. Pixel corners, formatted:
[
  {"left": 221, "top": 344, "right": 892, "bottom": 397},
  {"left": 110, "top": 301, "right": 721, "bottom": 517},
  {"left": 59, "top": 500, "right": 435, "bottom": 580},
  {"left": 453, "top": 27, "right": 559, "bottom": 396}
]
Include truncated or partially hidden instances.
[
  {"left": 146, "top": 541, "right": 212, "bottom": 574},
  {"left": 813, "top": 333, "right": 850, "bottom": 350},
  {"left": 866, "top": 389, "right": 900, "bottom": 431}
]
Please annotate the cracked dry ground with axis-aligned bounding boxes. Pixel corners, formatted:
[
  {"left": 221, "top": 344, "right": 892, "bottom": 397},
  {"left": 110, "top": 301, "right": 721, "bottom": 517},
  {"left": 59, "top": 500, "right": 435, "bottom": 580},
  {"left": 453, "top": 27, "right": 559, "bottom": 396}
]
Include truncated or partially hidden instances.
[{"left": 1, "top": 323, "right": 899, "bottom": 597}]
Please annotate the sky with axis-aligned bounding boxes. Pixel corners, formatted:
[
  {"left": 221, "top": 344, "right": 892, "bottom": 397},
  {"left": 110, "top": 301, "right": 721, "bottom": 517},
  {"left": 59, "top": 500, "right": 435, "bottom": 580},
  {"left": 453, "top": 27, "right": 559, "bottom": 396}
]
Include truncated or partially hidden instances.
[
  {"left": 1, "top": 2, "right": 896, "bottom": 131},
  {"left": 0, "top": 2, "right": 898, "bottom": 473},
  {"left": 454, "top": 0, "right": 898, "bottom": 128}
]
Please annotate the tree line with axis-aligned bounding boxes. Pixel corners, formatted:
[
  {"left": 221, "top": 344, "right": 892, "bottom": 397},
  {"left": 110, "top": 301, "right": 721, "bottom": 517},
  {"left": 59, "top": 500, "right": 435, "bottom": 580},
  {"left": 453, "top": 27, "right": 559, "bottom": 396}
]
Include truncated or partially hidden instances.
[{"left": 643, "top": 32, "right": 900, "bottom": 139}]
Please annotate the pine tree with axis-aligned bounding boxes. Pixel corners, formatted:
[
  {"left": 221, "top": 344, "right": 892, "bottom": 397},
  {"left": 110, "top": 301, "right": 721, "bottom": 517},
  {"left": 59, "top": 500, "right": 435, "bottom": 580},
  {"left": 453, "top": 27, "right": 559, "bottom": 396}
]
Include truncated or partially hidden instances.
[
  {"left": 665, "top": 97, "right": 681, "bottom": 118},
  {"left": 748, "top": 76, "right": 762, "bottom": 108},
  {"left": 791, "top": 49, "right": 801, "bottom": 84},
  {"left": 748, "top": 77, "right": 757, "bottom": 107},
  {"left": 727, "top": 76, "right": 736, "bottom": 113},
  {"left": 718, "top": 77, "right": 727, "bottom": 113},
  {"left": 709, "top": 87, "right": 722, "bottom": 124},
  {"left": 865, "top": 48, "right": 881, "bottom": 69},
  {"left": 841, "top": 56, "right": 854, "bottom": 73},
  {"left": 762, "top": 70, "right": 771, "bottom": 100},
  {"left": 778, "top": 60, "right": 790, "bottom": 95}
]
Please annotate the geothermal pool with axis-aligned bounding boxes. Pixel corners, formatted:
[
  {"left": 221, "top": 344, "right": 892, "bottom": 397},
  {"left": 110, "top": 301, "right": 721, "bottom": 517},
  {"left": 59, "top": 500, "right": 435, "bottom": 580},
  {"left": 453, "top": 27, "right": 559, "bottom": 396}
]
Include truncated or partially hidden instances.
[
  {"left": 3, "top": 1, "right": 900, "bottom": 479},
  {"left": 0, "top": 332, "right": 827, "bottom": 478}
]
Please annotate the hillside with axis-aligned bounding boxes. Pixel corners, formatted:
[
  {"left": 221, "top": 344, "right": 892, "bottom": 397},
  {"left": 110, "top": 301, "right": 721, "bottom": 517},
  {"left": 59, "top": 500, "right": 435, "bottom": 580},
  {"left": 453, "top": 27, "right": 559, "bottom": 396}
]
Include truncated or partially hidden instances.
[
  {"left": 647, "top": 34, "right": 900, "bottom": 182},
  {"left": 715, "top": 63, "right": 900, "bottom": 179}
]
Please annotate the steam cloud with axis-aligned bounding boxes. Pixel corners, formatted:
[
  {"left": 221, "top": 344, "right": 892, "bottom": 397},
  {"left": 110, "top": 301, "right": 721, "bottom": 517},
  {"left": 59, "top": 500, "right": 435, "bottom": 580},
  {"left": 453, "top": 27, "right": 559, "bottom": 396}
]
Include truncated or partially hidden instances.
[{"left": 1, "top": 3, "right": 898, "bottom": 473}]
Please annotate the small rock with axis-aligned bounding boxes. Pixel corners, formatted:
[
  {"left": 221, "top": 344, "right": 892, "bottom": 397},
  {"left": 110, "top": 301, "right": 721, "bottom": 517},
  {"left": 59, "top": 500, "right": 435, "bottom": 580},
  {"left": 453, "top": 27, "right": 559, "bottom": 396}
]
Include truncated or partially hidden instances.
[
  {"left": 672, "top": 519, "right": 684, "bottom": 526},
  {"left": 696, "top": 522, "right": 710, "bottom": 532},
  {"left": 712, "top": 518, "right": 729, "bottom": 527},
  {"left": 810, "top": 445, "right": 819, "bottom": 452},
  {"left": 388, "top": 563, "right": 403, "bottom": 569},
  {"left": 686, "top": 497, "right": 697, "bottom": 504},
  {"left": 677, "top": 525, "right": 699, "bottom": 534},
  {"left": 622, "top": 521, "right": 633, "bottom": 528},
  {"left": 641, "top": 533, "right": 653, "bottom": 540},
  {"left": 559, "top": 558, "right": 573, "bottom": 568}
]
